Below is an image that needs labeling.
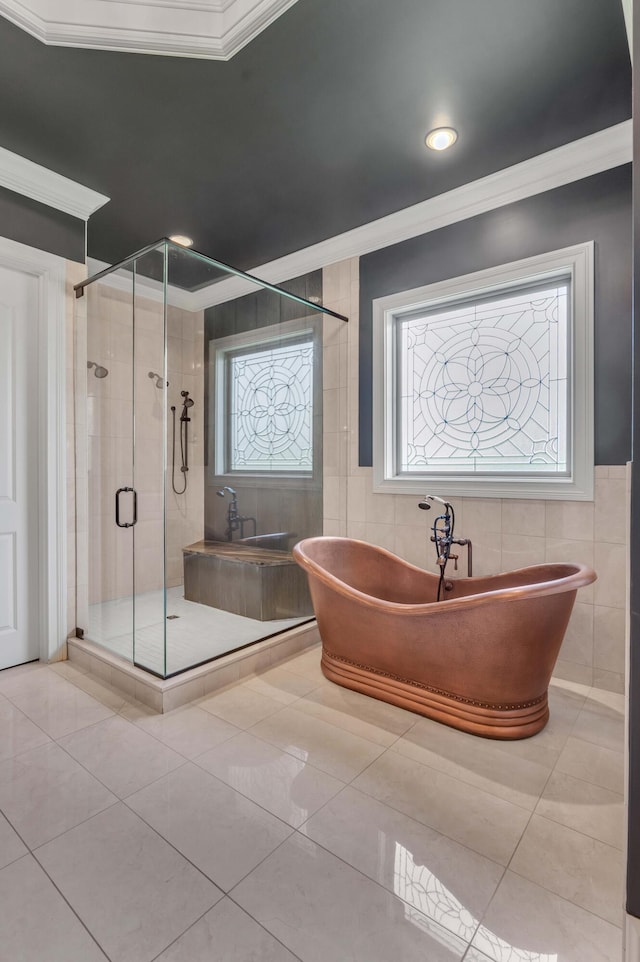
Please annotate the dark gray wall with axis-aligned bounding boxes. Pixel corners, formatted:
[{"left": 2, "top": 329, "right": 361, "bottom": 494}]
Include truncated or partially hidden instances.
[
  {"left": 627, "top": 0, "right": 639, "bottom": 920},
  {"left": 0, "top": 185, "right": 85, "bottom": 261},
  {"left": 359, "top": 165, "right": 632, "bottom": 467},
  {"left": 203, "top": 271, "right": 323, "bottom": 546}
]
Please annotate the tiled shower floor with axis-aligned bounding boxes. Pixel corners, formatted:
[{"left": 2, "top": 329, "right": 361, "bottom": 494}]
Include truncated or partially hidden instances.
[
  {"left": 0, "top": 652, "right": 625, "bottom": 961},
  {"left": 87, "top": 586, "right": 308, "bottom": 675}
]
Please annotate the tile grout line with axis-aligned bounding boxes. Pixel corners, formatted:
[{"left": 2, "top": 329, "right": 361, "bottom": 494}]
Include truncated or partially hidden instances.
[
  {"left": 25, "top": 848, "right": 116, "bottom": 962},
  {"left": 0, "top": 708, "right": 122, "bottom": 962},
  {"left": 1, "top": 662, "right": 626, "bottom": 958},
  {"left": 144, "top": 893, "right": 305, "bottom": 962},
  {"left": 290, "top": 735, "right": 510, "bottom": 955}
]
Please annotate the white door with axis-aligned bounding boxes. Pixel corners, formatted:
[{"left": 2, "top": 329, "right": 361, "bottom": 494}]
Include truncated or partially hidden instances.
[{"left": 0, "top": 265, "right": 39, "bottom": 669}]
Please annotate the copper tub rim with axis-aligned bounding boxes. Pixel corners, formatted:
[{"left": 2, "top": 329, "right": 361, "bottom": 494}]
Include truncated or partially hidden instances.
[{"left": 293, "top": 536, "right": 596, "bottom": 615}]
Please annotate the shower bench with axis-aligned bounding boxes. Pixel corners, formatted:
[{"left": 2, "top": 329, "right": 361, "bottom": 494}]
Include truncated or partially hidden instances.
[{"left": 182, "top": 540, "right": 313, "bottom": 621}]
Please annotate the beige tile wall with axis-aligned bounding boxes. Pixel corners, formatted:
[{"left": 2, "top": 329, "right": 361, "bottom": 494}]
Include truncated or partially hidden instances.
[
  {"left": 321, "top": 257, "right": 628, "bottom": 695},
  {"left": 165, "top": 305, "right": 205, "bottom": 588}
]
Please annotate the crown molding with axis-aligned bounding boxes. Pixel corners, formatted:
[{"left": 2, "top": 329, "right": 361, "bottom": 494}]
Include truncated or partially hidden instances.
[
  {"left": 185, "top": 119, "right": 632, "bottom": 310},
  {"left": 0, "top": 145, "right": 109, "bottom": 221},
  {"left": 84, "top": 120, "right": 631, "bottom": 312},
  {"left": 0, "top": 0, "right": 300, "bottom": 59}
]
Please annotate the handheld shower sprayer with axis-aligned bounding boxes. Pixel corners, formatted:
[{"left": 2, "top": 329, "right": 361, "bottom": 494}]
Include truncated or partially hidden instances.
[
  {"left": 418, "top": 495, "right": 452, "bottom": 511},
  {"left": 170, "top": 390, "right": 194, "bottom": 495}
]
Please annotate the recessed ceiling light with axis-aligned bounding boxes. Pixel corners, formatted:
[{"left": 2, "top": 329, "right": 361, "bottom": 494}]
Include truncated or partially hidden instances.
[
  {"left": 425, "top": 127, "right": 458, "bottom": 151},
  {"left": 169, "top": 234, "right": 193, "bottom": 247}
]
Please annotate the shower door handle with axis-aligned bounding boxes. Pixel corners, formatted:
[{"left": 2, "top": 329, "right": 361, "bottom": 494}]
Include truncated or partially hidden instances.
[{"left": 115, "top": 487, "right": 137, "bottom": 528}]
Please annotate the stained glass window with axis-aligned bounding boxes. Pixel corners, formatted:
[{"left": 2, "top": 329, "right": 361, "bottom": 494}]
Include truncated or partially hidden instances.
[
  {"left": 397, "top": 280, "right": 570, "bottom": 476},
  {"left": 227, "top": 337, "right": 314, "bottom": 473},
  {"left": 373, "top": 244, "right": 593, "bottom": 499}
]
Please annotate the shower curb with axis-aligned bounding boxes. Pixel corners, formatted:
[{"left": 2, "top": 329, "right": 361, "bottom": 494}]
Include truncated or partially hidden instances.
[{"left": 66, "top": 621, "right": 320, "bottom": 713}]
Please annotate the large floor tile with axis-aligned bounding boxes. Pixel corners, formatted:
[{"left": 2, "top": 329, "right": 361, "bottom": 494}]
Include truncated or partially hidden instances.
[
  {"left": 571, "top": 702, "right": 625, "bottom": 754},
  {"left": 0, "top": 661, "right": 46, "bottom": 693},
  {"left": 586, "top": 688, "right": 625, "bottom": 714},
  {"left": 471, "top": 870, "right": 623, "bottom": 962},
  {"left": 126, "top": 762, "right": 292, "bottom": 890},
  {"left": 536, "top": 770, "right": 624, "bottom": 849},
  {"left": 302, "top": 785, "right": 503, "bottom": 942},
  {"left": 498, "top": 685, "right": 586, "bottom": 769},
  {"left": 58, "top": 715, "right": 185, "bottom": 798},
  {"left": 196, "top": 731, "right": 344, "bottom": 828},
  {"left": 352, "top": 751, "right": 530, "bottom": 865},
  {"left": 0, "top": 810, "right": 27, "bottom": 868},
  {"left": 464, "top": 949, "right": 494, "bottom": 961},
  {"left": 155, "top": 897, "right": 299, "bottom": 961},
  {"left": 135, "top": 705, "right": 240, "bottom": 759},
  {"left": 199, "top": 684, "right": 285, "bottom": 728},
  {"left": 249, "top": 705, "right": 385, "bottom": 781},
  {"left": 0, "top": 855, "right": 108, "bottom": 962},
  {"left": 0, "top": 693, "right": 51, "bottom": 760},
  {"left": 232, "top": 833, "right": 468, "bottom": 962},
  {"left": 244, "top": 665, "right": 320, "bottom": 704},
  {"left": 35, "top": 803, "right": 221, "bottom": 962},
  {"left": 393, "top": 716, "right": 552, "bottom": 810},
  {"left": 1, "top": 670, "right": 114, "bottom": 738},
  {"left": 281, "top": 646, "right": 326, "bottom": 685},
  {"left": 0, "top": 741, "right": 117, "bottom": 848},
  {"left": 293, "top": 682, "right": 417, "bottom": 747},
  {"left": 555, "top": 735, "right": 624, "bottom": 794},
  {"left": 509, "top": 814, "right": 624, "bottom": 925}
]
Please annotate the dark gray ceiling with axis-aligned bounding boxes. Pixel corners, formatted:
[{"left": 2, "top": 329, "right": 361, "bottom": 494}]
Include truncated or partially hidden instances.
[{"left": 0, "top": 0, "right": 630, "bottom": 268}]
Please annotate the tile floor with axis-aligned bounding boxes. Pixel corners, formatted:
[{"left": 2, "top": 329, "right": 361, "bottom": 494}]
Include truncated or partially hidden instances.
[
  {"left": 88, "top": 586, "right": 309, "bottom": 675},
  {"left": 0, "top": 648, "right": 625, "bottom": 962}
]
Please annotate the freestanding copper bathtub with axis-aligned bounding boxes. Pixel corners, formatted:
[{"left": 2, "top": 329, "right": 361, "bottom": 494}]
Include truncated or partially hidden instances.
[{"left": 293, "top": 537, "right": 596, "bottom": 739}]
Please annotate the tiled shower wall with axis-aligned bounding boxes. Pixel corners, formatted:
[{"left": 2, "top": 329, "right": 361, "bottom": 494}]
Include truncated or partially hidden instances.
[
  {"left": 321, "top": 257, "right": 628, "bottom": 694},
  {"left": 165, "top": 305, "right": 205, "bottom": 587},
  {"left": 73, "top": 282, "right": 203, "bottom": 616}
]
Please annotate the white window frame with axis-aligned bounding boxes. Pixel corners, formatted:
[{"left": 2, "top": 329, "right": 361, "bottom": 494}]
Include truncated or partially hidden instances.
[{"left": 372, "top": 242, "right": 594, "bottom": 500}]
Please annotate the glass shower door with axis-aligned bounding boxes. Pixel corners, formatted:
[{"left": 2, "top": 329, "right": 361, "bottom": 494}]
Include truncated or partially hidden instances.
[
  {"left": 84, "top": 275, "right": 136, "bottom": 662},
  {"left": 131, "top": 248, "right": 168, "bottom": 676}
]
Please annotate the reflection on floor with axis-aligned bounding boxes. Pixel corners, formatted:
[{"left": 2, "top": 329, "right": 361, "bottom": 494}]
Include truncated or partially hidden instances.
[
  {"left": 0, "top": 651, "right": 625, "bottom": 962},
  {"left": 88, "top": 585, "right": 307, "bottom": 675}
]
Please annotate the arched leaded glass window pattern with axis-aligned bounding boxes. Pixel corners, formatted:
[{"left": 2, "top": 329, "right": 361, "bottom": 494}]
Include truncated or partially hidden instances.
[{"left": 228, "top": 337, "right": 314, "bottom": 473}]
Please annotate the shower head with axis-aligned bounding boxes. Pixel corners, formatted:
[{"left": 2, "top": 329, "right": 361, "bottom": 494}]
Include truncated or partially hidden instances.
[
  {"left": 180, "top": 390, "right": 194, "bottom": 409},
  {"left": 148, "top": 371, "right": 168, "bottom": 389},
  {"left": 87, "top": 361, "right": 109, "bottom": 378},
  {"left": 217, "top": 486, "right": 236, "bottom": 498}
]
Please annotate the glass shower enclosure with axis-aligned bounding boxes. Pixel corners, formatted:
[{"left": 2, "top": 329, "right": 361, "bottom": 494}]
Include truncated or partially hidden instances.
[{"left": 74, "top": 239, "right": 345, "bottom": 678}]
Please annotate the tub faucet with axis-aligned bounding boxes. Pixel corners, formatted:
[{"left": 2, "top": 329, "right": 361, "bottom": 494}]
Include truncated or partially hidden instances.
[
  {"left": 419, "top": 497, "right": 473, "bottom": 577},
  {"left": 418, "top": 496, "right": 473, "bottom": 597},
  {"left": 216, "top": 486, "right": 257, "bottom": 542}
]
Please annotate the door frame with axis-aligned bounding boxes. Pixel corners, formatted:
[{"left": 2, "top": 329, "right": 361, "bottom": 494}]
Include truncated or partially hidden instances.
[{"left": 0, "top": 235, "right": 67, "bottom": 663}]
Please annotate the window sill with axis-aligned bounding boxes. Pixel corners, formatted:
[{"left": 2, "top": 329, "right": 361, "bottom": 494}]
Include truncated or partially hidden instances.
[{"left": 372, "top": 473, "right": 594, "bottom": 501}]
